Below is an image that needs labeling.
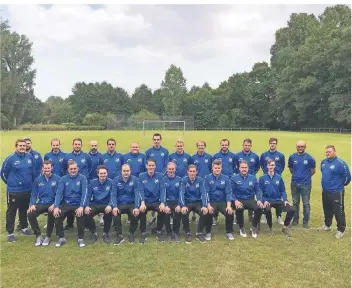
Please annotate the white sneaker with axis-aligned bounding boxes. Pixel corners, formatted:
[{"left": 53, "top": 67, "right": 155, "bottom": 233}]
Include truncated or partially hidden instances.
[
  {"left": 277, "top": 216, "right": 284, "bottom": 225},
  {"left": 226, "top": 233, "right": 234, "bottom": 240},
  {"left": 34, "top": 235, "right": 43, "bottom": 247},
  {"left": 250, "top": 227, "right": 258, "bottom": 239},
  {"left": 335, "top": 231, "right": 344, "bottom": 239},
  {"left": 318, "top": 225, "right": 332, "bottom": 231},
  {"left": 239, "top": 228, "right": 247, "bottom": 238},
  {"left": 205, "top": 233, "right": 212, "bottom": 241},
  {"left": 77, "top": 238, "right": 85, "bottom": 248},
  {"left": 233, "top": 216, "right": 237, "bottom": 225}
]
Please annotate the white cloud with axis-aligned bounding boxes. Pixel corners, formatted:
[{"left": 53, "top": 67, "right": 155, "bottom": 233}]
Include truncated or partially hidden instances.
[{"left": 2, "top": 4, "right": 331, "bottom": 100}]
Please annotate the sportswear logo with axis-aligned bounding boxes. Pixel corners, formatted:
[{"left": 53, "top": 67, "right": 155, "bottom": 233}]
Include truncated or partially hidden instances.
[
  {"left": 194, "top": 160, "right": 198, "bottom": 163},
  {"left": 322, "top": 163, "right": 325, "bottom": 167},
  {"left": 209, "top": 181, "right": 214, "bottom": 184},
  {"left": 239, "top": 158, "right": 243, "bottom": 161},
  {"left": 150, "top": 153, "right": 154, "bottom": 157},
  {"left": 293, "top": 160, "right": 298, "bottom": 164},
  {"left": 93, "top": 187, "right": 99, "bottom": 190},
  {"left": 265, "top": 157, "right": 269, "bottom": 161},
  {"left": 66, "top": 182, "right": 69, "bottom": 186},
  {"left": 236, "top": 181, "right": 242, "bottom": 184},
  {"left": 264, "top": 181, "right": 270, "bottom": 184},
  {"left": 142, "top": 180, "right": 147, "bottom": 184},
  {"left": 77, "top": 181, "right": 80, "bottom": 186},
  {"left": 14, "top": 160, "right": 20, "bottom": 165},
  {"left": 39, "top": 183, "right": 45, "bottom": 186}
]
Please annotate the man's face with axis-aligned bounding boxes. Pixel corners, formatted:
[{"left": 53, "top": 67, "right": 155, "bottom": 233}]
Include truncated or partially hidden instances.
[
  {"left": 146, "top": 161, "right": 156, "bottom": 173},
  {"left": 73, "top": 140, "right": 82, "bottom": 152},
  {"left": 68, "top": 164, "right": 78, "bottom": 176},
  {"left": 267, "top": 162, "right": 275, "bottom": 173},
  {"left": 25, "top": 140, "right": 32, "bottom": 152},
  {"left": 269, "top": 141, "right": 277, "bottom": 151},
  {"left": 130, "top": 143, "right": 139, "bottom": 154},
  {"left": 98, "top": 168, "right": 107, "bottom": 182},
  {"left": 220, "top": 141, "right": 229, "bottom": 152},
  {"left": 325, "top": 148, "right": 336, "bottom": 159},
  {"left": 90, "top": 141, "right": 98, "bottom": 153},
  {"left": 197, "top": 142, "right": 205, "bottom": 153},
  {"left": 243, "top": 142, "right": 252, "bottom": 153},
  {"left": 51, "top": 140, "right": 60, "bottom": 152},
  {"left": 16, "top": 141, "right": 26, "bottom": 153},
  {"left": 239, "top": 164, "right": 248, "bottom": 176},
  {"left": 107, "top": 141, "right": 116, "bottom": 152},
  {"left": 122, "top": 165, "right": 131, "bottom": 178},
  {"left": 296, "top": 143, "right": 306, "bottom": 154},
  {"left": 212, "top": 164, "right": 221, "bottom": 176},
  {"left": 188, "top": 167, "right": 197, "bottom": 179},
  {"left": 167, "top": 164, "right": 176, "bottom": 177},
  {"left": 175, "top": 142, "right": 184, "bottom": 154},
  {"left": 153, "top": 136, "right": 161, "bottom": 148},
  {"left": 42, "top": 164, "right": 52, "bottom": 176}
]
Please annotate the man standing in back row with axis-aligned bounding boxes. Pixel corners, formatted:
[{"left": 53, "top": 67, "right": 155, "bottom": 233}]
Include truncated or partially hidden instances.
[{"left": 319, "top": 145, "right": 351, "bottom": 239}]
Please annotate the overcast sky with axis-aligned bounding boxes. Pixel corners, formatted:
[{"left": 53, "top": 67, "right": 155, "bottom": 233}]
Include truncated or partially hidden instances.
[{"left": 2, "top": 4, "right": 331, "bottom": 100}]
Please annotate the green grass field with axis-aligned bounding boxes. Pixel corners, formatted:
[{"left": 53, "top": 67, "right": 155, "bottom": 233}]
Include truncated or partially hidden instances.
[{"left": 1, "top": 130, "right": 351, "bottom": 288}]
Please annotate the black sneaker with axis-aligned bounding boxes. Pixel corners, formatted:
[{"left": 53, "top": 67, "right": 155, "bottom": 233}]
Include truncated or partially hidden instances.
[
  {"left": 7, "top": 234, "right": 15, "bottom": 243},
  {"left": 128, "top": 233, "right": 135, "bottom": 244},
  {"left": 114, "top": 235, "right": 125, "bottom": 245},
  {"left": 156, "top": 231, "right": 165, "bottom": 242},
  {"left": 90, "top": 233, "right": 99, "bottom": 243},
  {"left": 102, "top": 233, "right": 111, "bottom": 244},
  {"left": 166, "top": 233, "right": 173, "bottom": 242},
  {"left": 185, "top": 233, "right": 192, "bottom": 243},
  {"left": 303, "top": 223, "right": 309, "bottom": 229},
  {"left": 195, "top": 233, "right": 206, "bottom": 243},
  {"left": 139, "top": 232, "right": 147, "bottom": 244},
  {"left": 173, "top": 233, "right": 180, "bottom": 243},
  {"left": 21, "top": 228, "right": 33, "bottom": 236},
  {"left": 282, "top": 226, "right": 292, "bottom": 237}
]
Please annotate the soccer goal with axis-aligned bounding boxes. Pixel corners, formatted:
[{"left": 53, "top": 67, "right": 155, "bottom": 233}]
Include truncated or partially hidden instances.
[{"left": 142, "top": 120, "right": 186, "bottom": 135}]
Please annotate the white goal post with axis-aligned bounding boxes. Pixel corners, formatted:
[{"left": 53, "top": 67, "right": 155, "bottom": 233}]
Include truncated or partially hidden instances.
[{"left": 142, "top": 120, "right": 186, "bottom": 135}]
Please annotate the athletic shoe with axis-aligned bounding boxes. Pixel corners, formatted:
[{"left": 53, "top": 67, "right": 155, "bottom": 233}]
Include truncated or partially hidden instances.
[
  {"left": 77, "top": 238, "right": 85, "bottom": 248},
  {"left": 282, "top": 226, "right": 292, "bottom": 237},
  {"left": 156, "top": 231, "right": 166, "bottom": 242},
  {"left": 102, "top": 233, "right": 111, "bottom": 244},
  {"left": 277, "top": 216, "right": 284, "bottom": 225},
  {"left": 21, "top": 228, "right": 33, "bottom": 236},
  {"left": 139, "top": 232, "right": 147, "bottom": 244},
  {"left": 34, "top": 235, "right": 43, "bottom": 247},
  {"left": 233, "top": 216, "right": 237, "bottom": 225},
  {"left": 166, "top": 233, "right": 173, "bottom": 242},
  {"left": 42, "top": 237, "right": 51, "bottom": 246},
  {"left": 55, "top": 238, "right": 66, "bottom": 247},
  {"left": 195, "top": 233, "right": 206, "bottom": 243},
  {"left": 90, "top": 233, "right": 98, "bottom": 243},
  {"left": 239, "top": 228, "right": 247, "bottom": 238},
  {"left": 185, "top": 233, "right": 192, "bottom": 243},
  {"left": 173, "top": 233, "right": 180, "bottom": 243},
  {"left": 335, "top": 231, "right": 344, "bottom": 239},
  {"left": 318, "top": 225, "right": 332, "bottom": 231},
  {"left": 128, "top": 233, "right": 135, "bottom": 244},
  {"left": 170, "top": 217, "right": 173, "bottom": 226},
  {"left": 7, "top": 234, "right": 15, "bottom": 243},
  {"left": 148, "top": 216, "right": 156, "bottom": 227},
  {"left": 205, "top": 233, "right": 212, "bottom": 241},
  {"left": 212, "top": 217, "right": 218, "bottom": 226},
  {"left": 114, "top": 235, "right": 125, "bottom": 245},
  {"left": 226, "top": 233, "right": 234, "bottom": 240},
  {"left": 303, "top": 223, "right": 309, "bottom": 229},
  {"left": 250, "top": 227, "right": 258, "bottom": 239}
]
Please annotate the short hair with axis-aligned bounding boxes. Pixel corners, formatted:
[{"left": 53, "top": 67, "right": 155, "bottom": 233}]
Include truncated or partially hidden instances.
[
  {"left": 43, "top": 160, "right": 52, "bottom": 166},
  {"left": 51, "top": 138, "right": 60, "bottom": 145},
  {"left": 146, "top": 159, "right": 156, "bottom": 165},
  {"left": 243, "top": 138, "right": 252, "bottom": 144},
  {"left": 107, "top": 138, "right": 116, "bottom": 145},
  {"left": 212, "top": 159, "right": 222, "bottom": 167},
  {"left": 72, "top": 138, "right": 82, "bottom": 144},
  {"left": 67, "top": 160, "right": 77, "bottom": 167},
  {"left": 196, "top": 140, "right": 206, "bottom": 147},
  {"left": 175, "top": 139, "right": 184, "bottom": 145},
  {"left": 96, "top": 165, "right": 108, "bottom": 173},
  {"left": 267, "top": 159, "right": 275, "bottom": 165},
  {"left": 23, "top": 136, "right": 31, "bottom": 142},
  {"left": 325, "top": 145, "right": 336, "bottom": 151},
  {"left": 269, "top": 138, "right": 278, "bottom": 144},
  {"left": 152, "top": 133, "right": 162, "bottom": 140},
  {"left": 220, "top": 139, "right": 230, "bottom": 145},
  {"left": 167, "top": 162, "right": 177, "bottom": 169},
  {"left": 188, "top": 164, "right": 197, "bottom": 171},
  {"left": 239, "top": 160, "right": 248, "bottom": 167},
  {"left": 121, "top": 163, "right": 131, "bottom": 170},
  {"left": 15, "top": 139, "right": 26, "bottom": 147}
]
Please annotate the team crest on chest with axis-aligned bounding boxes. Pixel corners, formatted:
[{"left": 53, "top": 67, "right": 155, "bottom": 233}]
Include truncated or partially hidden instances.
[
  {"left": 220, "top": 180, "right": 225, "bottom": 185},
  {"left": 209, "top": 180, "right": 214, "bottom": 184},
  {"left": 150, "top": 153, "right": 154, "bottom": 157},
  {"left": 81, "top": 158, "right": 86, "bottom": 164},
  {"left": 34, "top": 154, "right": 39, "bottom": 159},
  {"left": 250, "top": 158, "right": 255, "bottom": 162},
  {"left": 161, "top": 153, "right": 165, "bottom": 157},
  {"left": 106, "top": 186, "right": 110, "bottom": 191},
  {"left": 205, "top": 159, "right": 208, "bottom": 163},
  {"left": 138, "top": 158, "right": 142, "bottom": 163},
  {"left": 51, "top": 181, "right": 56, "bottom": 186},
  {"left": 264, "top": 181, "right": 270, "bottom": 184},
  {"left": 129, "top": 181, "right": 134, "bottom": 186},
  {"left": 115, "top": 158, "right": 120, "bottom": 162},
  {"left": 249, "top": 181, "right": 253, "bottom": 186},
  {"left": 303, "top": 160, "right": 308, "bottom": 165},
  {"left": 229, "top": 158, "right": 233, "bottom": 162},
  {"left": 142, "top": 180, "right": 147, "bottom": 184},
  {"left": 59, "top": 158, "right": 63, "bottom": 163},
  {"left": 77, "top": 181, "right": 80, "bottom": 186},
  {"left": 27, "top": 159, "right": 32, "bottom": 164},
  {"left": 175, "top": 182, "right": 180, "bottom": 187},
  {"left": 275, "top": 157, "right": 279, "bottom": 161},
  {"left": 183, "top": 158, "right": 188, "bottom": 163},
  {"left": 39, "top": 183, "right": 45, "bottom": 186},
  {"left": 275, "top": 180, "right": 280, "bottom": 185},
  {"left": 330, "top": 165, "right": 335, "bottom": 170},
  {"left": 155, "top": 179, "right": 159, "bottom": 183},
  {"left": 236, "top": 181, "right": 242, "bottom": 184},
  {"left": 196, "top": 183, "right": 199, "bottom": 188}
]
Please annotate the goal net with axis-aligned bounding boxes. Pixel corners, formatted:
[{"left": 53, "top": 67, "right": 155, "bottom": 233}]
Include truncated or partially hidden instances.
[{"left": 142, "top": 120, "right": 186, "bottom": 135}]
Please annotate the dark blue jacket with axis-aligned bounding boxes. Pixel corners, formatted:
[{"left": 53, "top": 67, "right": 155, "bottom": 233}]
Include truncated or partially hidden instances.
[
  {"left": 28, "top": 149, "right": 43, "bottom": 178},
  {"left": 231, "top": 173, "right": 261, "bottom": 202},
  {"left": 180, "top": 176, "right": 207, "bottom": 207},
  {"left": 145, "top": 146, "right": 169, "bottom": 174},
  {"left": 321, "top": 157, "right": 351, "bottom": 193},
  {"left": 54, "top": 174, "right": 88, "bottom": 208},
  {"left": 111, "top": 175, "right": 140, "bottom": 208},
  {"left": 169, "top": 152, "right": 193, "bottom": 178},
  {"left": 204, "top": 173, "right": 232, "bottom": 203},
  {"left": 235, "top": 151, "right": 260, "bottom": 175},
  {"left": 260, "top": 150, "right": 285, "bottom": 175},
  {"left": 102, "top": 151, "right": 124, "bottom": 179},
  {"left": 63, "top": 151, "right": 93, "bottom": 180},
  {"left": 212, "top": 151, "right": 237, "bottom": 176},
  {"left": 160, "top": 175, "right": 183, "bottom": 206},
  {"left": 30, "top": 174, "right": 61, "bottom": 206},
  {"left": 87, "top": 178, "right": 113, "bottom": 206},
  {"left": 123, "top": 152, "right": 146, "bottom": 177},
  {"left": 88, "top": 152, "right": 103, "bottom": 180},
  {"left": 44, "top": 150, "right": 67, "bottom": 176},
  {"left": 139, "top": 172, "right": 164, "bottom": 204},
  {"left": 258, "top": 173, "right": 288, "bottom": 202},
  {"left": 1, "top": 152, "right": 37, "bottom": 193},
  {"left": 191, "top": 152, "right": 212, "bottom": 178},
  {"left": 288, "top": 152, "right": 316, "bottom": 185}
]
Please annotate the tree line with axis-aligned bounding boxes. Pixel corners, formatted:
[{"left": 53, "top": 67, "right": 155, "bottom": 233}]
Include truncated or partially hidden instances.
[{"left": 1, "top": 5, "right": 350, "bottom": 130}]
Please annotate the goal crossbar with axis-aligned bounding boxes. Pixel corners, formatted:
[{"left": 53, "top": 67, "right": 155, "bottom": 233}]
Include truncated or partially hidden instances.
[{"left": 142, "top": 120, "right": 186, "bottom": 135}]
